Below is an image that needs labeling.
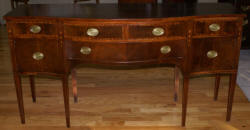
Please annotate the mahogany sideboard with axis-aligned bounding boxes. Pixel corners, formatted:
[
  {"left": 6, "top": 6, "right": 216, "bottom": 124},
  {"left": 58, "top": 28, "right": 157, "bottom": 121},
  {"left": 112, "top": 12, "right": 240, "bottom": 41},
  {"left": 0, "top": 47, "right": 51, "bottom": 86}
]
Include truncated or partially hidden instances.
[{"left": 4, "top": 3, "right": 245, "bottom": 127}]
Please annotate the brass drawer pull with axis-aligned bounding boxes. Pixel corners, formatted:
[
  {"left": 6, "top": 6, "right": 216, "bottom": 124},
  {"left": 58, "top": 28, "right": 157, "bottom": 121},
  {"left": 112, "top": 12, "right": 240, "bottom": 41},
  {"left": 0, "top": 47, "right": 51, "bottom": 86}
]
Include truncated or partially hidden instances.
[
  {"left": 80, "top": 47, "right": 91, "bottom": 55},
  {"left": 33, "top": 52, "right": 44, "bottom": 60},
  {"left": 160, "top": 45, "right": 171, "bottom": 54},
  {"left": 207, "top": 50, "right": 218, "bottom": 59},
  {"left": 243, "top": 19, "right": 248, "bottom": 26},
  {"left": 241, "top": 6, "right": 250, "bottom": 12},
  {"left": 209, "top": 24, "right": 220, "bottom": 32},
  {"left": 30, "top": 25, "right": 42, "bottom": 34},
  {"left": 87, "top": 28, "right": 99, "bottom": 37},
  {"left": 152, "top": 27, "right": 165, "bottom": 36}
]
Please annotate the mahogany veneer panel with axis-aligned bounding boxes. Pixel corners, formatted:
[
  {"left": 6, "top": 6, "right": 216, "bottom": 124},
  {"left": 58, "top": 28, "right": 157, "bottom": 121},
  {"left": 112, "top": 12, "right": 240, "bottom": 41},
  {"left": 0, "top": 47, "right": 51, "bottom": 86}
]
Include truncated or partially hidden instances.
[
  {"left": 14, "top": 38, "right": 64, "bottom": 73},
  {"left": 64, "top": 25, "right": 123, "bottom": 39},
  {"left": 194, "top": 19, "right": 238, "bottom": 36},
  {"left": 190, "top": 37, "right": 237, "bottom": 73},
  {"left": 11, "top": 23, "right": 58, "bottom": 36}
]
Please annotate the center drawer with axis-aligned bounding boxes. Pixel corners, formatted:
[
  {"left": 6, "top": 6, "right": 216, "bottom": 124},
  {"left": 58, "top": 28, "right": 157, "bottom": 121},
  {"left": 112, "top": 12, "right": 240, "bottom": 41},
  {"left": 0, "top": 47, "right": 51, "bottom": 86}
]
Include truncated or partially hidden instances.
[{"left": 65, "top": 40, "right": 186, "bottom": 65}]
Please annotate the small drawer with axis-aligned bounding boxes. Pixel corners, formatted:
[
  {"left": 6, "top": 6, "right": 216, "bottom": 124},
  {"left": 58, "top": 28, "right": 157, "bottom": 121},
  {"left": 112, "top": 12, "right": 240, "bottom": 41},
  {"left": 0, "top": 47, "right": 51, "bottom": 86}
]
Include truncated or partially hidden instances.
[
  {"left": 193, "top": 19, "right": 238, "bottom": 36},
  {"left": 128, "top": 22, "right": 188, "bottom": 39},
  {"left": 127, "top": 40, "right": 186, "bottom": 61},
  {"left": 65, "top": 40, "right": 127, "bottom": 63},
  {"left": 12, "top": 23, "right": 58, "bottom": 35},
  {"left": 64, "top": 25, "right": 123, "bottom": 39}
]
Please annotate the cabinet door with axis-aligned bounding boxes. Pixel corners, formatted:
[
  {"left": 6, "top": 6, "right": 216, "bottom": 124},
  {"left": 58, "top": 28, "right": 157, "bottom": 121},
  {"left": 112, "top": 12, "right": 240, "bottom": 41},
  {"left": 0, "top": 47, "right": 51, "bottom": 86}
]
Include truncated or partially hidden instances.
[
  {"left": 190, "top": 37, "right": 238, "bottom": 73},
  {"left": 14, "top": 38, "right": 64, "bottom": 73}
]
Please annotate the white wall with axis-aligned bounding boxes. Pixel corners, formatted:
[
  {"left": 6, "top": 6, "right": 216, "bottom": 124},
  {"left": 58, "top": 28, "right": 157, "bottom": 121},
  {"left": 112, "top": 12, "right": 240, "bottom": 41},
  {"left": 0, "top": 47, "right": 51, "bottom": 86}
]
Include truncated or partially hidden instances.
[
  {"left": 0, "top": 0, "right": 12, "bottom": 24},
  {"left": 0, "top": 0, "right": 217, "bottom": 24}
]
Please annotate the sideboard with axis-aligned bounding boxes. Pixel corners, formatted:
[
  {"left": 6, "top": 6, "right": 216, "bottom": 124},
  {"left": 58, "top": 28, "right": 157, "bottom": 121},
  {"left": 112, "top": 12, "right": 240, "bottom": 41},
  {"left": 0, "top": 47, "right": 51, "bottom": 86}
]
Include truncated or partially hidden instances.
[{"left": 4, "top": 3, "right": 245, "bottom": 127}]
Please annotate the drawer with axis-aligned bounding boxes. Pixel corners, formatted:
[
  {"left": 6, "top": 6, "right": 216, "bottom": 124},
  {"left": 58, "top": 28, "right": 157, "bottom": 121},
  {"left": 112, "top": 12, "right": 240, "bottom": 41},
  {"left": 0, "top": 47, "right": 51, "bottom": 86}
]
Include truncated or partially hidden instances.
[
  {"left": 190, "top": 37, "right": 238, "bottom": 73},
  {"left": 11, "top": 23, "right": 58, "bottom": 36},
  {"left": 14, "top": 38, "right": 64, "bottom": 73},
  {"left": 128, "top": 22, "right": 188, "bottom": 39},
  {"left": 65, "top": 41, "right": 127, "bottom": 63},
  {"left": 126, "top": 40, "right": 186, "bottom": 61},
  {"left": 65, "top": 40, "right": 186, "bottom": 64},
  {"left": 193, "top": 19, "right": 238, "bottom": 36},
  {"left": 64, "top": 25, "right": 123, "bottom": 39}
]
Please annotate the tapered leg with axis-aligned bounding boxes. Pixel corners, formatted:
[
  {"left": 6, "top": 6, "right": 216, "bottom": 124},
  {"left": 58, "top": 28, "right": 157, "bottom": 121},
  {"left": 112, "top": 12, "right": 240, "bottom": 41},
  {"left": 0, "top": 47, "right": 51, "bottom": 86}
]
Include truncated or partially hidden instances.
[
  {"left": 62, "top": 75, "right": 70, "bottom": 128},
  {"left": 182, "top": 76, "right": 189, "bottom": 126},
  {"left": 71, "top": 69, "right": 78, "bottom": 103},
  {"left": 226, "top": 73, "right": 237, "bottom": 121},
  {"left": 29, "top": 75, "right": 36, "bottom": 102},
  {"left": 14, "top": 73, "right": 25, "bottom": 124},
  {"left": 214, "top": 75, "right": 221, "bottom": 101},
  {"left": 174, "top": 66, "right": 180, "bottom": 102}
]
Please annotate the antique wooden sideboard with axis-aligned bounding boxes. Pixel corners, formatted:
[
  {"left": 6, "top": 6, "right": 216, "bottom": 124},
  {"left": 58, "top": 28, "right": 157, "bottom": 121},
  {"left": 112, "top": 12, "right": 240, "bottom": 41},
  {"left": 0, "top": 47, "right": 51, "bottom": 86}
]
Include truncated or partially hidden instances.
[{"left": 4, "top": 3, "right": 245, "bottom": 127}]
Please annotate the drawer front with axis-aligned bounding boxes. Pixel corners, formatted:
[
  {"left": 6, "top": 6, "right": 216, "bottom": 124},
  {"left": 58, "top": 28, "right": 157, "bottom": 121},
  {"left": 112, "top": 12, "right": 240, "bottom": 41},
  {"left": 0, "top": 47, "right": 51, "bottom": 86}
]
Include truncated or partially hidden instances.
[
  {"left": 190, "top": 37, "right": 238, "bottom": 73},
  {"left": 128, "top": 22, "right": 188, "bottom": 39},
  {"left": 65, "top": 40, "right": 127, "bottom": 63},
  {"left": 193, "top": 19, "right": 238, "bottom": 36},
  {"left": 127, "top": 40, "right": 186, "bottom": 61},
  {"left": 14, "top": 39, "right": 64, "bottom": 73},
  {"left": 66, "top": 40, "right": 186, "bottom": 64},
  {"left": 64, "top": 25, "right": 123, "bottom": 39},
  {"left": 12, "top": 23, "right": 58, "bottom": 36}
]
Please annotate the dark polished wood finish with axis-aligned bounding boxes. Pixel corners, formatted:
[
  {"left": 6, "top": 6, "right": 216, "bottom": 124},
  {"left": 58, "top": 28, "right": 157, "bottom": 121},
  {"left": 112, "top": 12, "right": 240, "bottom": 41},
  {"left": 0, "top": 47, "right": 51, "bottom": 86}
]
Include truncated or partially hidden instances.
[
  {"left": 29, "top": 75, "right": 36, "bottom": 102},
  {"left": 4, "top": 3, "right": 245, "bottom": 127},
  {"left": 74, "top": 0, "right": 99, "bottom": 4},
  {"left": 118, "top": 0, "right": 157, "bottom": 3}
]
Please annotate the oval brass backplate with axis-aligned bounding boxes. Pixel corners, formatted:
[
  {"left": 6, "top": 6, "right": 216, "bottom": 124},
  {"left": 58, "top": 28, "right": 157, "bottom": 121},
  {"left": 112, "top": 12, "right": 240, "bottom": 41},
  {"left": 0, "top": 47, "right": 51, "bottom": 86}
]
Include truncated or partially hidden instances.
[
  {"left": 80, "top": 47, "right": 91, "bottom": 55},
  {"left": 160, "top": 46, "right": 171, "bottom": 54},
  {"left": 33, "top": 52, "right": 44, "bottom": 60},
  {"left": 87, "top": 28, "right": 99, "bottom": 37},
  {"left": 207, "top": 50, "right": 218, "bottom": 59},
  {"left": 152, "top": 27, "right": 165, "bottom": 36},
  {"left": 209, "top": 24, "right": 220, "bottom": 32},
  {"left": 30, "top": 25, "right": 42, "bottom": 34}
]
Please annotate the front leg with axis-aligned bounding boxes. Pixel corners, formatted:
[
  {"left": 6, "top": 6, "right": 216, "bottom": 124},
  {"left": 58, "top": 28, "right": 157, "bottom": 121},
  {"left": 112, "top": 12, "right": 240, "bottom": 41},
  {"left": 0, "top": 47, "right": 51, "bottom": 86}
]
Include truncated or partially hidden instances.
[
  {"left": 14, "top": 73, "right": 25, "bottom": 124},
  {"left": 182, "top": 76, "right": 189, "bottom": 126},
  {"left": 226, "top": 73, "right": 237, "bottom": 121}
]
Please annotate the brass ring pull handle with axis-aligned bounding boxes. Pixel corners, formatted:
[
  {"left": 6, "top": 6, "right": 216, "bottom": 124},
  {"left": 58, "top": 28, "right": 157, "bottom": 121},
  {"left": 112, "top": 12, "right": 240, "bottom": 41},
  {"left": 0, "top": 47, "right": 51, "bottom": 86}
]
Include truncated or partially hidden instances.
[
  {"left": 207, "top": 50, "right": 218, "bottom": 59},
  {"left": 241, "top": 6, "right": 250, "bottom": 12},
  {"left": 33, "top": 52, "right": 44, "bottom": 60},
  {"left": 30, "top": 25, "right": 42, "bottom": 34},
  {"left": 87, "top": 28, "right": 99, "bottom": 37},
  {"left": 242, "top": 36, "right": 246, "bottom": 41},
  {"left": 209, "top": 24, "right": 220, "bottom": 32},
  {"left": 243, "top": 19, "right": 248, "bottom": 26},
  {"left": 160, "top": 45, "right": 171, "bottom": 54},
  {"left": 152, "top": 27, "right": 165, "bottom": 36},
  {"left": 80, "top": 47, "right": 91, "bottom": 55}
]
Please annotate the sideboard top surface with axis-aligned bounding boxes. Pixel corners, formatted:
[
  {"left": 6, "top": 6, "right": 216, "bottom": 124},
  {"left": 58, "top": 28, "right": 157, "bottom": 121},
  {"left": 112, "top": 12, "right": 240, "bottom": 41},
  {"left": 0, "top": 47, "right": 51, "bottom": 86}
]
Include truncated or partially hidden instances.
[{"left": 4, "top": 3, "right": 243, "bottom": 20}]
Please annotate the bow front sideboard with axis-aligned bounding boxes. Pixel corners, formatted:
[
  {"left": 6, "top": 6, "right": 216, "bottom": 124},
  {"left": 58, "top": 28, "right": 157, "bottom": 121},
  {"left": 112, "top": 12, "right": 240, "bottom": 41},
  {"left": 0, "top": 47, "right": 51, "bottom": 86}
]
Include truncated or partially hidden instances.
[{"left": 4, "top": 3, "right": 245, "bottom": 127}]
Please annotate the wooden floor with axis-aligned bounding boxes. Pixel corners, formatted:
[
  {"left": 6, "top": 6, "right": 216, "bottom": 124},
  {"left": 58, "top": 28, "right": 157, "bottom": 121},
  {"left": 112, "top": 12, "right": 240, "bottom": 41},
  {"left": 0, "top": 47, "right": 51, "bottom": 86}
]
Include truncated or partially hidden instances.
[{"left": 0, "top": 25, "right": 250, "bottom": 130}]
